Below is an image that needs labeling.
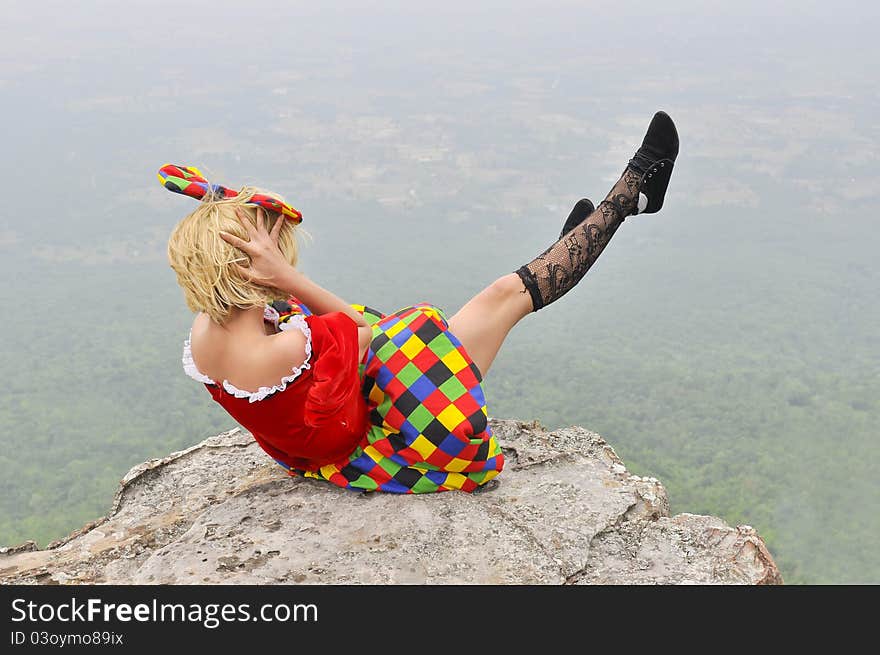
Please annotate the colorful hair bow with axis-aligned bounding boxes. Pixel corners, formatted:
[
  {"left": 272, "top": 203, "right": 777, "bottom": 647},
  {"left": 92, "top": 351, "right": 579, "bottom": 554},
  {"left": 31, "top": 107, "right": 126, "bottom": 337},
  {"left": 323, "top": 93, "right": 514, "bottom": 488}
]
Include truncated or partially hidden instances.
[{"left": 157, "top": 164, "right": 303, "bottom": 224}]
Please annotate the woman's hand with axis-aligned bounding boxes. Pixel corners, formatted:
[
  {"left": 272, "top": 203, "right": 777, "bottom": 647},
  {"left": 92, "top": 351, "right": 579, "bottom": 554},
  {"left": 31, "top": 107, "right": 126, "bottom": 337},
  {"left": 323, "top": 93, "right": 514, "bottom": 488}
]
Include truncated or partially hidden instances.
[{"left": 219, "top": 206, "right": 291, "bottom": 289}]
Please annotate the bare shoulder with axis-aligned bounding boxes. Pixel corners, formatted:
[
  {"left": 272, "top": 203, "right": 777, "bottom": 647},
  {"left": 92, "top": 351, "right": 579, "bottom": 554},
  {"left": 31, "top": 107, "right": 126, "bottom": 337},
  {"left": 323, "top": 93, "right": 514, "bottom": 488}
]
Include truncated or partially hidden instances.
[
  {"left": 272, "top": 324, "right": 309, "bottom": 367},
  {"left": 189, "top": 312, "right": 310, "bottom": 388}
]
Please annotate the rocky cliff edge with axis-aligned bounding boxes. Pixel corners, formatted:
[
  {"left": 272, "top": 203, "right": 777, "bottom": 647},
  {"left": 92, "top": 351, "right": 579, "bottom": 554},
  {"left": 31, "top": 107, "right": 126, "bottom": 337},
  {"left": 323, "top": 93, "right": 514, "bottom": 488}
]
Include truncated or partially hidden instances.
[{"left": 0, "top": 418, "right": 782, "bottom": 585}]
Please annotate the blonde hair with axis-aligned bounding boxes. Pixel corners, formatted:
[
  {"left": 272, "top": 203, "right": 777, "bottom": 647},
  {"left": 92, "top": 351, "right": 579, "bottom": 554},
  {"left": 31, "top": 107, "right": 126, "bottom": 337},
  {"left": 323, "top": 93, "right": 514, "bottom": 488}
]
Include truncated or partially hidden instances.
[{"left": 167, "top": 185, "right": 308, "bottom": 325}]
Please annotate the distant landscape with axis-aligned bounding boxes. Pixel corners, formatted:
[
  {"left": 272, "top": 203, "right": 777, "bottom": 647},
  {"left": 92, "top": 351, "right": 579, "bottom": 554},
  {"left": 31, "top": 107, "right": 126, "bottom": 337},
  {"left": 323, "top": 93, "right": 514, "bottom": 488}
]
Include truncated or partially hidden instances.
[{"left": 1, "top": 1, "right": 877, "bottom": 583}]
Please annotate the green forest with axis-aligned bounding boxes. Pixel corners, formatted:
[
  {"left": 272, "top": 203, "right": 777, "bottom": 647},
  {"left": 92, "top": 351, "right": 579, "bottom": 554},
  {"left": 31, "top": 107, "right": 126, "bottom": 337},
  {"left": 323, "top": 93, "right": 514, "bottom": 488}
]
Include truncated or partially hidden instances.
[{"left": 1, "top": 189, "right": 876, "bottom": 584}]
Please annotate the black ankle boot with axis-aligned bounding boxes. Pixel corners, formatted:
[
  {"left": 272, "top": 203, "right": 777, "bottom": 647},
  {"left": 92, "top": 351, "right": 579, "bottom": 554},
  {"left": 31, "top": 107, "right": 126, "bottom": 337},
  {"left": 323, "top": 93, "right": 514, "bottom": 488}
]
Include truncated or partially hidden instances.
[
  {"left": 559, "top": 198, "right": 595, "bottom": 239},
  {"left": 628, "top": 111, "right": 679, "bottom": 214}
]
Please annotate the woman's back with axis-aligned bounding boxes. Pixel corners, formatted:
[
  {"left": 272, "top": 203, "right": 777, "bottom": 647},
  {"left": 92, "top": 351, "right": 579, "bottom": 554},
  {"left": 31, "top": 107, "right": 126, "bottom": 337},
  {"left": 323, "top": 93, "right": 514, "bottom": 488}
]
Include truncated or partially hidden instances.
[{"left": 187, "top": 305, "right": 309, "bottom": 395}]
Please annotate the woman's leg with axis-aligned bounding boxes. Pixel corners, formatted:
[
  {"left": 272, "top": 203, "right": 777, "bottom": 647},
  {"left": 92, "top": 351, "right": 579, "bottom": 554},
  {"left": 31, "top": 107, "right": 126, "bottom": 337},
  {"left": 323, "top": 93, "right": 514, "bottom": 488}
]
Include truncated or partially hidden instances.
[
  {"left": 448, "top": 111, "right": 679, "bottom": 377},
  {"left": 448, "top": 176, "right": 631, "bottom": 377},
  {"left": 447, "top": 273, "right": 533, "bottom": 378}
]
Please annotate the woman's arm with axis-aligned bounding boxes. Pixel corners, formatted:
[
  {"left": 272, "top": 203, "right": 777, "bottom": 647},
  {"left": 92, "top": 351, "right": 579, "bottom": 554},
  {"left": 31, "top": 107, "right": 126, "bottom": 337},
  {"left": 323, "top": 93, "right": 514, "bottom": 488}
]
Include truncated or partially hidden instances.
[
  {"left": 219, "top": 207, "right": 373, "bottom": 359},
  {"left": 280, "top": 267, "right": 373, "bottom": 363},
  {"left": 275, "top": 267, "right": 369, "bottom": 328},
  {"left": 218, "top": 207, "right": 369, "bottom": 330}
]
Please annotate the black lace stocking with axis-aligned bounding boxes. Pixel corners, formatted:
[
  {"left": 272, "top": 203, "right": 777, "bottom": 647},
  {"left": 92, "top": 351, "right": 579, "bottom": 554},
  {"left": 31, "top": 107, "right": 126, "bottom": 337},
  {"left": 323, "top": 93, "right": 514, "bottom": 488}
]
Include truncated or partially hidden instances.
[{"left": 515, "top": 168, "right": 642, "bottom": 312}]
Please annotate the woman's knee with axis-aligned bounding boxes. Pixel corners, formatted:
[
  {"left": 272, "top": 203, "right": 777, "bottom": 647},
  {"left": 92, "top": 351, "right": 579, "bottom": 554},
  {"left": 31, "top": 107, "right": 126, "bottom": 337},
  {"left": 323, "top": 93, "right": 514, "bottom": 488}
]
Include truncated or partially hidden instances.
[
  {"left": 449, "top": 273, "right": 531, "bottom": 329},
  {"left": 485, "top": 274, "right": 533, "bottom": 318},
  {"left": 485, "top": 273, "right": 526, "bottom": 302}
]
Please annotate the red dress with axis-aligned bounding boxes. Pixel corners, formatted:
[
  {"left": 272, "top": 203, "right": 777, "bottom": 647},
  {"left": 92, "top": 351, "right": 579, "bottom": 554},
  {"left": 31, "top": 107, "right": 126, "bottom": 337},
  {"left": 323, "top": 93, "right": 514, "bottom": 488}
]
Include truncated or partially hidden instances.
[
  {"left": 185, "top": 309, "right": 370, "bottom": 472},
  {"left": 182, "top": 299, "right": 504, "bottom": 493}
]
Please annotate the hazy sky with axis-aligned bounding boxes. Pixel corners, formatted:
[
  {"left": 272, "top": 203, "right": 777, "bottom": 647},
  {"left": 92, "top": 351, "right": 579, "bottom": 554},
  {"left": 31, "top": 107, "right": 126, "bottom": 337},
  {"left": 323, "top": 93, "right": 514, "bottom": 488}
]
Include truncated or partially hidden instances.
[
  {"left": 3, "top": 0, "right": 877, "bottom": 248},
  {"left": 1, "top": 0, "right": 877, "bottom": 583}
]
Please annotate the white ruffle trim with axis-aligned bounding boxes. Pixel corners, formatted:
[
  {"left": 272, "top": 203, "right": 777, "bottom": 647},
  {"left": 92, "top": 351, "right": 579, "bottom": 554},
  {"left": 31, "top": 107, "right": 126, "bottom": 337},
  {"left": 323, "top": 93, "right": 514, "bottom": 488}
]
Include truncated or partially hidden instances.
[
  {"left": 263, "top": 304, "right": 281, "bottom": 325},
  {"left": 182, "top": 335, "right": 216, "bottom": 385},
  {"left": 181, "top": 312, "right": 313, "bottom": 404}
]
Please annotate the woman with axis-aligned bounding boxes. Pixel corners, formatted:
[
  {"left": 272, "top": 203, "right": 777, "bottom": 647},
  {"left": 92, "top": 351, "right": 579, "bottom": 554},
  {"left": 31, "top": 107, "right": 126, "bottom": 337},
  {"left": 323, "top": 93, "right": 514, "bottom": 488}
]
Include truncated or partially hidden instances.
[{"left": 165, "top": 111, "right": 679, "bottom": 494}]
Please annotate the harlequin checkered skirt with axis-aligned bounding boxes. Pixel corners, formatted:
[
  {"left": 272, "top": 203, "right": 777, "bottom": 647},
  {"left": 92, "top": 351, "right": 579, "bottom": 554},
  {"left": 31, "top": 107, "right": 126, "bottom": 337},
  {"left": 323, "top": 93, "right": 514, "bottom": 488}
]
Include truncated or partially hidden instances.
[
  {"left": 275, "top": 298, "right": 504, "bottom": 493},
  {"left": 274, "top": 299, "right": 504, "bottom": 493}
]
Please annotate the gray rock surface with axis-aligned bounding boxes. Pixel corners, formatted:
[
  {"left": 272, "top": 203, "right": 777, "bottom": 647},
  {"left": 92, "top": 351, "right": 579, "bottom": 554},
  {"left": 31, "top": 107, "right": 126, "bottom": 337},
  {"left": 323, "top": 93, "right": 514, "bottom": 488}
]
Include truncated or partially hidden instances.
[{"left": 0, "top": 418, "right": 782, "bottom": 585}]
